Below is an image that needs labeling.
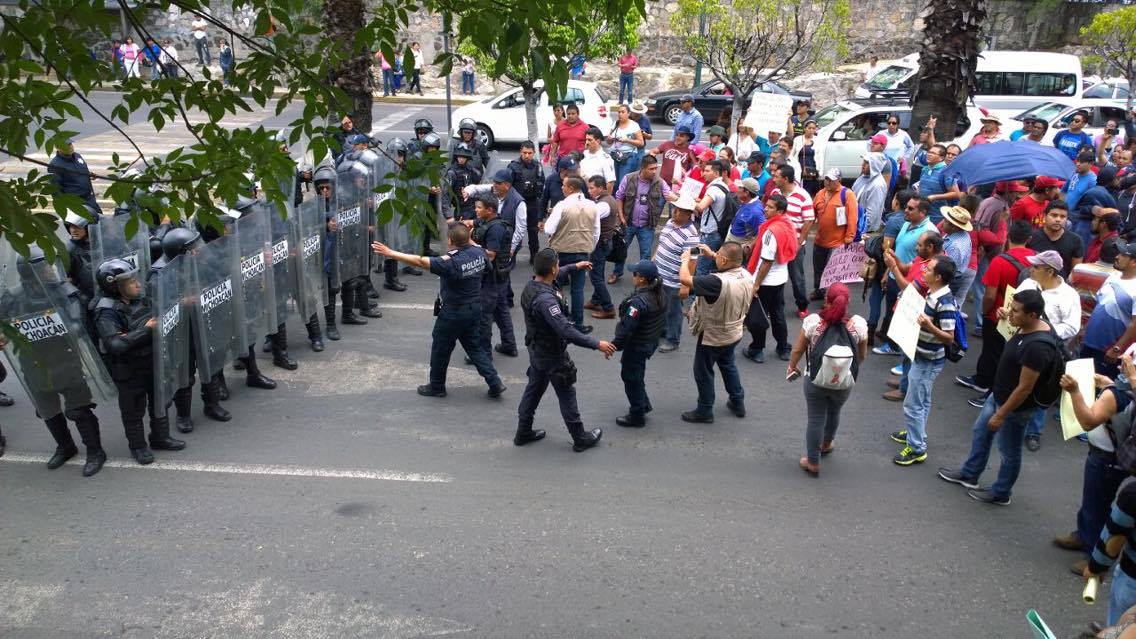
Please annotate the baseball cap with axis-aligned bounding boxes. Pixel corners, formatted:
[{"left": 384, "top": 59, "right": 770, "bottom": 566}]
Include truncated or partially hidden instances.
[
  {"left": 556, "top": 155, "right": 578, "bottom": 171},
  {"left": 739, "top": 177, "right": 760, "bottom": 195},
  {"left": 492, "top": 168, "right": 513, "bottom": 183},
  {"left": 347, "top": 133, "right": 370, "bottom": 146},
  {"left": 869, "top": 133, "right": 888, "bottom": 147},
  {"left": 823, "top": 167, "right": 842, "bottom": 181},
  {"left": 1027, "top": 250, "right": 1064, "bottom": 272},
  {"left": 995, "top": 180, "right": 1029, "bottom": 194},
  {"left": 1119, "top": 241, "right": 1136, "bottom": 258},
  {"left": 698, "top": 149, "right": 717, "bottom": 162},
  {"left": 680, "top": 93, "right": 694, "bottom": 103},
  {"left": 746, "top": 151, "right": 765, "bottom": 165},
  {"left": 1035, "top": 175, "right": 1066, "bottom": 190},
  {"left": 674, "top": 125, "right": 693, "bottom": 139},
  {"left": 630, "top": 259, "right": 659, "bottom": 281}
]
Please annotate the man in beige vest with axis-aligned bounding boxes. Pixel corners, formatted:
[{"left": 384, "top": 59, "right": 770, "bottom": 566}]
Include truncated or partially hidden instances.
[
  {"left": 677, "top": 241, "right": 752, "bottom": 423},
  {"left": 543, "top": 176, "right": 600, "bottom": 332}
]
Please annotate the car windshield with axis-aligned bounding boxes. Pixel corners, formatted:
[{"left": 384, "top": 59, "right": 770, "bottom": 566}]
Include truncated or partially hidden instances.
[
  {"left": 812, "top": 103, "right": 852, "bottom": 129},
  {"left": 867, "top": 65, "right": 915, "bottom": 90},
  {"left": 1014, "top": 102, "right": 1067, "bottom": 122}
]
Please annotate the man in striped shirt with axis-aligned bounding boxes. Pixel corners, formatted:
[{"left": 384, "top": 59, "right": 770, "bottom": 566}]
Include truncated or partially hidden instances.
[
  {"left": 770, "top": 164, "right": 814, "bottom": 318},
  {"left": 655, "top": 193, "right": 701, "bottom": 352},
  {"left": 892, "top": 255, "right": 958, "bottom": 466},
  {"left": 1083, "top": 481, "right": 1136, "bottom": 625}
]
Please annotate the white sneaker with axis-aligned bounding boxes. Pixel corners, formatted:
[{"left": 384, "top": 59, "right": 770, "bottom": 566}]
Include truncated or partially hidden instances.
[{"left": 890, "top": 364, "right": 903, "bottom": 376}]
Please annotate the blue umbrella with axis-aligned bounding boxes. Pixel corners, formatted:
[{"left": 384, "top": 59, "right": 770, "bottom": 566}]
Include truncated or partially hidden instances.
[{"left": 943, "top": 140, "right": 1075, "bottom": 186}]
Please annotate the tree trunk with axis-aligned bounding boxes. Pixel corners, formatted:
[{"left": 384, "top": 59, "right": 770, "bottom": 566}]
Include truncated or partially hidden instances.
[
  {"left": 729, "top": 92, "right": 746, "bottom": 146},
  {"left": 909, "top": 0, "right": 987, "bottom": 147},
  {"left": 522, "top": 83, "right": 540, "bottom": 150},
  {"left": 323, "top": 0, "right": 373, "bottom": 132}
]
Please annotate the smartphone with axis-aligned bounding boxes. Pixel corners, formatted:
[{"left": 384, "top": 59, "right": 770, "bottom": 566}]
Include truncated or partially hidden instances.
[
  {"left": 1107, "top": 127, "right": 1120, "bottom": 136},
  {"left": 690, "top": 246, "right": 701, "bottom": 256},
  {"left": 786, "top": 370, "right": 801, "bottom": 382}
]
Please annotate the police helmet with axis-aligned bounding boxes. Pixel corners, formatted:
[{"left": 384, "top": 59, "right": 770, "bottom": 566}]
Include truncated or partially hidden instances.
[
  {"left": 358, "top": 148, "right": 381, "bottom": 166},
  {"left": 458, "top": 118, "right": 477, "bottom": 134},
  {"left": 414, "top": 118, "right": 434, "bottom": 134},
  {"left": 234, "top": 194, "right": 258, "bottom": 214},
  {"left": 313, "top": 163, "right": 336, "bottom": 185},
  {"left": 452, "top": 144, "right": 474, "bottom": 159},
  {"left": 95, "top": 258, "right": 139, "bottom": 297},
  {"left": 422, "top": 132, "right": 442, "bottom": 150},
  {"left": 63, "top": 203, "right": 100, "bottom": 230},
  {"left": 161, "top": 227, "right": 202, "bottom": 260},
  {"left": 387, "top": 137, "right": 408, "bottom": 155}
]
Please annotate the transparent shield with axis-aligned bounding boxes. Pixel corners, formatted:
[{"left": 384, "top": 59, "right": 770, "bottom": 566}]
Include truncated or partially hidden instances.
[
  {"left": 149, "top": 254, "right": 191, "bottom": 413},
  {"left": 380, "top": 165, "right": 417, "bottom": 254},
  {"left": 334, "top": 160, "right": 370, "bottom": 284},
  {"left": 188, "top": 231, "right": 243, "bottom": 379},
  {"left": 89, "top": 213, "right": 151, "bottom": 290},
  {"left": 0, "top": 243, "right": 115, "bottom": 418},
  {"left": 265, "top": 199, "right": 294, "bottom": 321},
  {"left": 292, "top": 198, "right": 328, "bottom": 319},
  {"left": 235, "top": 205, "right": 277, "bottom": 344}
]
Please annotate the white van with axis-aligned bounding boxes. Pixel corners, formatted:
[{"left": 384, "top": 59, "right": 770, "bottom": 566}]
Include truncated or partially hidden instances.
[{"left": 854, "top": 51, "right": 1083, "bottom": 118}]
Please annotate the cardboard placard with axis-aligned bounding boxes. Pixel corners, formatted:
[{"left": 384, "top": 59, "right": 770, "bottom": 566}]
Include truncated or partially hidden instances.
[
  {"left": 743, "top": 93, "right": 794, "bottom": 137},
  {"left": 887, "top": 284, "right": 926, "bottom": 361},
  {"left": 819, "top": 243, "right": 867, "bottom": 289}
]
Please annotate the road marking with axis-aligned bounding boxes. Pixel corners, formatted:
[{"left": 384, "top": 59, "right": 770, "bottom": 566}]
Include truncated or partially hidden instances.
[
  {"left": 370, "top": 106, "right": 424, "bottom": 133},
  {"left": 0, "top": 453, "right": 452, "bottom": 483},
  {"left": 378, "top": 303, "right": 437, "bottom": 311}
]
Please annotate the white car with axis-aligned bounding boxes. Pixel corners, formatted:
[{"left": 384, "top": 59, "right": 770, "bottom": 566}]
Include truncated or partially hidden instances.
[
  {"left": 1012, "top": 99, "right": 1132, "bottom": 145},
  {"left": 811, "top": 99, "right": 985, "bottom": 178},
  {"left": 448, "top": 80, "right": 611, "bottom": 149}
]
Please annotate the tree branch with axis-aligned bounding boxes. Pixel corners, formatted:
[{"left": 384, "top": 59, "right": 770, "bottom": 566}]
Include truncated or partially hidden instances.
[{"left": 0, "top": 147, "right": 233, "bottom": 184}]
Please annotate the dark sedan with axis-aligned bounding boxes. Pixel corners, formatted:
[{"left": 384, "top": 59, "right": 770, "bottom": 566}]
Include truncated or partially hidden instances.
[{"left": 645, "top": 79, "right": 813, "bottom": 126}]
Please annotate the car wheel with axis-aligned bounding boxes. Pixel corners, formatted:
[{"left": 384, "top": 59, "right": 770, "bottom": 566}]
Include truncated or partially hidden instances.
[
  {"left": 664, "top": 103, "right": 681, "bottom": 127},
  {"left": 476, "top": 125, "right": 494, "bottom": 150}
]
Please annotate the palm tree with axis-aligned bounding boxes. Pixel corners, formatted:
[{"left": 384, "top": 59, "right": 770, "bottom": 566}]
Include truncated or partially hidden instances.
[
  {"left": 908, "top": 0, "right": 987, "bottom": 146},
  {"left": 323, "top": 0, "right": 374, "bottom": 132}
]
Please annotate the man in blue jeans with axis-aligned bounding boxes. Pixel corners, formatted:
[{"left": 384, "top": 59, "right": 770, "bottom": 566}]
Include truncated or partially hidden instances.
[
  {"left": 611, "top": 155, "right": 676, "bottom": 282},
  {"left": 653, "top": 194, "right": 700, "bottom": 352},
  {"left": 585, "top": 175, "right": 619, "bottom": 319},
  {"left": 543, "top": 176, "right": 599, "bottom": 333},
  {"left": 693, "top": 160, "right": 729, "bottom": 275},
  {"left": 938, "top": 288, "right": 1058, "bottom": 505}
]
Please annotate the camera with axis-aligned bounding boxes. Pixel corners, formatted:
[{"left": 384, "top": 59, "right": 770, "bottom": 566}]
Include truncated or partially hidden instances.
[{"left": 690, "top": 246, "right": 701, "bottom": 256}]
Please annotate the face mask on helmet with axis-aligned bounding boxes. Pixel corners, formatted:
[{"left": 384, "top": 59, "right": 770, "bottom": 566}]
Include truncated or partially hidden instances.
[
  {"left": 96, "top": 258, "right": 140, "bottom": 298},
  {"left": 422, "top": 132, "right": 441, "bottom": 149}
]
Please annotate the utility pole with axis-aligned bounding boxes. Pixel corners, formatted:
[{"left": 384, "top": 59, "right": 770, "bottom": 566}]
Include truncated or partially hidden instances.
[
  {"left": 443, "top": 13, "right": 453, "bottom": 135},
  {"left": 691, "top": 10, "right": 706, "bottom": 87}
]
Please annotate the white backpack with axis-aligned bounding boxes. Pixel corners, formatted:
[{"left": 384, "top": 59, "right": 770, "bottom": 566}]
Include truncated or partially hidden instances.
[{"left": 807, "top": 321, "right": 860, "bottom": 390}]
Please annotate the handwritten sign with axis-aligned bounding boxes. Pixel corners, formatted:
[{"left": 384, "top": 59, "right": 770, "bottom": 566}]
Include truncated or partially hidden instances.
[
  {"left": 819, "top": 243, "right": 867, "bottom": 289},
  {"left": 1059, "top": 358, "right": 1096, "bottom": 441},
  {"left": 887, "top": 284, "right": 926, "bottom": 361},
  {"left": 997, "top": 284, "right": 1018, "bottom": 341},
  {"left": 743, "top": 93, "right": 794, "bottom": 137},
  {"left": 678, "top": 178, "right": 704, "bottom": 202}
]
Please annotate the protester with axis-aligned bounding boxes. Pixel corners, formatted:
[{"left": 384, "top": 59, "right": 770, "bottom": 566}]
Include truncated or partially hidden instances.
[
  {"left": 724, "top": 178, "right": 765, "bottom": 245},
  {"left": 610, "top": 157, "right": 678, "bottom": 283},
  {"left": 969, "top": 113, "right": 1006, "bottom": 146},
  {"left": 1028, "top": 201, "right": 1084, "bottom": 279},
  {"left": 853, "top": 153, "right": 888, "bottom": 233},
  {"left": 791, "top": 119, "right": 821, "bottom": 195},
  {"left": 1054, "top": 111, "right": 1095, "bottom": 161},
  {"left": 1084, "top": 481, "right": 1136, "bottom": 627},
  {"left": 770, "top": 164, "right": 814, "bottom": 318},
  {"left": 918, "top": 144, "right": 961, "bottom": 224},
  {"left": 543, "top": 176, "right": 600, "bottom": 333},
  {"left": 866, "top": 189, "right": 913, "bottom": 348},
  {"left": 671, "top": 94, "right": 704, "bottom": 143},
  {"left": 940, "top": 206, "right": 975, "bottom": 300},
  {"left": 743, "top": 194, "right": 794, "bottom": 363},
  {"left": 809, "top": 169, "right": 858, "bottom": 300},
  {"left": 607, "top": 104, "right": 645, "bottom": 186},
  {"left": 972, "top": 181, "right": 1028, "bottom": 329},
  {"left": 654, "top": 193, "right": 701, "bottom": 353},
  {"left": 649, "top": 126, "right": 697, "bottom": 188},
  {"left": 1011, "top": 176, "right": 1064, "bottom": 228},
  {"left": 549, "top": 103, "right": 589, "bottom": 160},
  {"left": 1080, "top": 240, "right": 1136, "bottom": 378}
]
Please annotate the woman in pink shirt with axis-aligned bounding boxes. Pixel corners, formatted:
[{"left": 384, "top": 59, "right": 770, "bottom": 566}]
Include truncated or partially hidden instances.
[
  {"left": 120, "top": 37, "right": 141, "bottom": 78},
  {"left": 376, "top": 51, "right": 394, "bottom": 96}
]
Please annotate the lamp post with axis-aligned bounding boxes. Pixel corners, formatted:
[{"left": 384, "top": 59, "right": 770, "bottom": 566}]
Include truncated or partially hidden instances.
[{"left": 691, "top": 10, "right": 706, "bottom": 87}]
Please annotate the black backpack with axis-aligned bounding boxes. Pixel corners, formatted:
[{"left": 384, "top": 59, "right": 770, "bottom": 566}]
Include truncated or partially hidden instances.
[
  {"left": 709, "top": 183, "right": 740, "bottom": 238},
  {"left": 1018, "top": 328, "right": 1069, "bottom": 409},
  {"left": 998, "top": 252, "right": 1032, "bottom": 287},
  {"left": 1103, "top": 387, "right": 1136, "bottom": 474}
]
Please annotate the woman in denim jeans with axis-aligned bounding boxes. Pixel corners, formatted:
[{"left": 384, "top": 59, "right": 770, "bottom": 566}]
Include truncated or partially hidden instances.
[{"left": 787, "top": 283, "right": 868, "bottom": 476}]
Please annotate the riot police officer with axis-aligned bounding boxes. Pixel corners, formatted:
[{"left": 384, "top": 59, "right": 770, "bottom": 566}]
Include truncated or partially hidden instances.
[
  {"left": 407, "top": 118, "right": 434, "bottom": 155},
  {"left": 384, "top": 137, "right": 421, "bottom": 285},
  {"left": 314, "top": 164, "right": 346, "bottom": 340},
  {"left": 152, "top": 226, "right": 231, "bottom": 426},
  {"left": 450, "top": 118, "right": 489, "bottom": 181},
  {"left": 508, "top": 141, "right": 545, "bottom": 263},
  {"left": 515, "top": 248, "right": 614, "bottom": 451},
  {"left": 445, "top": 145, "right": 479, "bottom": 221},
  {"left": 63, "top": 204, "right": 98, "bottom": 311},
  {"left": 372, "top": 223, "right": 506, "bottom": 399},
  {"left": 94, "top": 258, "right": 186, "bottom": 465},
  {"left": 419, "top": 131, "right": 444, "bottom": 257},
  {"left": 610, "top": 260, "right": 667, "bottom": 427}
]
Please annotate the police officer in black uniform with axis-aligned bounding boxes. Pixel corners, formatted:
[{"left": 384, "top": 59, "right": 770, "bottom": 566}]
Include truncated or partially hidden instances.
[
  {"left": 382, "top": 137, "right": 417, "bottom": 289},
  {"left": 372, "top": 223, "right": 506, "bottom": 399},
  {"left": 445, "top": 145, "right": 479, "bottom": 221},
  {"left": 508, "top": 141, "right": 546, "bottom": 263},
  {"left": 450, "top": 118, "right": 489, "bottom": 181},
  {"left": 47, "top": 139, "right": 99, "bottom": 210},
  {"left": 467, "top": 192, "right": 516, "bottom": 361},
  {"left": 340, "top": 134, "right": 384, "bottom": 322},
  {"left": 63, "top": 204, "right": 98, "bottom": 314},
  {"left": 515, "top": 248, "right": 615, "bottom": 451},
  {"left": 94, "top": 258, "right": 187, "bottom": 465},
  {"left": 407, "top": 118, "right": 434, "bottom": 155},
  {"left": 610, "top": 260, "right": 667, "bottom": 427}
]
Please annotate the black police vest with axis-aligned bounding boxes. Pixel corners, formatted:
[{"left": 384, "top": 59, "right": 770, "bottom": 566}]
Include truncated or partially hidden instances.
[
  {"left": 620, "top": 290, "right": 667, "bottom": 346},
  {"left": 68, "top": 240, "right": 94, "bottom": 303},
  {"left": 509, "top": 160, "right": 543, "bottom": 201},
  {"left": 470, "top": 218, "right": 513, "bottom": 276},
  {"left": 95, "top": 296, "right": 153, "bottom": 366},
  {"left": 521, "top": 281, "right": 568, "bottom": 355}
]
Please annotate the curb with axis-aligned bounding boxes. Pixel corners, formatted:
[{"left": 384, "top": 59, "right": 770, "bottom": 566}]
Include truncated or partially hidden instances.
[{"left": 70, "top": 80, "right": 480, "bottom": 106}]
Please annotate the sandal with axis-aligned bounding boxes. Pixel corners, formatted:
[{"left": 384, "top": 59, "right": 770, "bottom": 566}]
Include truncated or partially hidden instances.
[
  {"left": 607, "top": 274, "right": 620, "bottom": 285},
  {"left": 820, "top": 441, "right": 835, "bottom": 456},
  {"left": 798, "top": 457, "right": 819, "bottom": 477}
]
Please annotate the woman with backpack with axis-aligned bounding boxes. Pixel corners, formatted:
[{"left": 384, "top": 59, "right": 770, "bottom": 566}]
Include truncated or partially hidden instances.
[{"left": 786, "top": 283, "right": 868, "bottom": 477}]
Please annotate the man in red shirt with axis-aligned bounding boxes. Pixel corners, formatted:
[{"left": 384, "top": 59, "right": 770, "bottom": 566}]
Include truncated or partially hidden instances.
[
  {"left": 954, "top": 219, "right": 1036, "bottom": 403},
  {"left": 1010, "top": 176, "right": 1064, "bottom": 228},
  {"left": 1085, "top": 212, "right": 1120, "bottom": 264},
  {"left": 649, "top": 126, "right": 697, "bottom": 188},
  {"left": 618, "top": 48, "right": 638, "bottom": 104},
  {"left": 549, "top": 103, "right": 589, "bottom": 159}
]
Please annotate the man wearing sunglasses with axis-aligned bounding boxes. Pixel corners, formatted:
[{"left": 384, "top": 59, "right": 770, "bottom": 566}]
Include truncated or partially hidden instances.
[{"left": 1053, "top": 111, "right": 1095, "bottom": 162}]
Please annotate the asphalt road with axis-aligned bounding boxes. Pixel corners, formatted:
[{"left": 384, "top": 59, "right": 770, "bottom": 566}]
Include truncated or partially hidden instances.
[{"left": 0, "top": 97, "right": 1100, "bottom": 638}]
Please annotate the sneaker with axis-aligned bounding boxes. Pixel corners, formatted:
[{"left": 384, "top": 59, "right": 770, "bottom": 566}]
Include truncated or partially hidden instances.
[
  {"left": 872, "top": 343, "right": 900, "bottom": 356},
  {"left": 777, "top": 349, "right": 791, "bottom": 362},
  {"left": 1025, "top": 435, "right": 1041, "bottom": 452},
  {"left": 967, "top": 488, "right": 1010, "bottom": 506},
  {"left": 658, "top": 341, "right": 678, "bottom": 353},
  {"left": 954, "top": 375, "right": 989, "bottom": 393},
  {"left": 889, "top": 364, "right": 903, "bottom": 376},
  {"left": 967, "top": 395, "right": 986, "bottom": 409},
  {"left": 893, "top": 446, "right": 927, "bottom": 466},
  {"left": 889, "top": 430, "right": 907, "bottom": 444},
  {"left": 937, "top": 467, "right": 979, "bottom": 489}
]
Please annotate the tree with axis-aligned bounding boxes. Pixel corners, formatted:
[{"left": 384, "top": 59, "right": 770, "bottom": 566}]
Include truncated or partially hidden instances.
[
  {"left": 458, "top": 12, "right": 640, "bottom": 148},
  {"left": 672, "top": 0, "right": 850, "bottom": 136},
  {"left": 908, "top": 0, "right": 987, "bottom": 148},
  {"left": 1081, "top": 6, "right": 1136, "bottom": 113}
]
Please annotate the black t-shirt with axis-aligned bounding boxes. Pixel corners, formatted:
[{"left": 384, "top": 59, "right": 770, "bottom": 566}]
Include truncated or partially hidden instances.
[
  {"left": 691, "top": 274, "right": 722, "bottom": 304},
  {"left": 991, "top": 328, "right": 1058, "bottom": 410},
  {"left": 1028, "top": 229, "right": 1084, "bottom": 278}
]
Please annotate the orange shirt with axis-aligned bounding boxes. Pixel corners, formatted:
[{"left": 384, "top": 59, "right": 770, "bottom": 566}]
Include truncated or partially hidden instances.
[{"left": 812, "top": 187, "right": 858, "bottom": 249}]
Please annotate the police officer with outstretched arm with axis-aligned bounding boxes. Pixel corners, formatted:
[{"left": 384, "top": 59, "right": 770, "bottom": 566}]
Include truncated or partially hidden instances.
[
  {"left": 515, "top": 248, "right": 615, "bottom": 452},
  {"left": 611, "top": 259, "right": 667, "bottom": 428},
  {"left": 371, "top": 223, "right": 507, "bottom": 399}
]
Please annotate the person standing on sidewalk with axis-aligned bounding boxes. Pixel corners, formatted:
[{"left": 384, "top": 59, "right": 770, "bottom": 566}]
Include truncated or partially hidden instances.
[
  {"left": 617, "top": 48, "right": 638, "bottom": 104},
  {"left": 191, "top": 14, "right": 210, "bottom": 66},
  {"left": 407, "top": 42, "right": 424, "bottom": 95},
  {"left": 218, "top": 40, "right": 234, "bottom": 86}
]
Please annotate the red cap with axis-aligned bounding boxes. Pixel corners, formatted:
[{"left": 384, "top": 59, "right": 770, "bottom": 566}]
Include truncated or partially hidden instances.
[
  {"left": 1035, "top": 175, "right": 1066, "bottom": 190},
  {"left": 698, "top": 149, "right": 717, "bottom": 162},
  {"left": 995, "top": 180, "right": 1029, "bottom": 193},
  {"left": 869, "top": 133, "right": 888, "bottom": 146}
]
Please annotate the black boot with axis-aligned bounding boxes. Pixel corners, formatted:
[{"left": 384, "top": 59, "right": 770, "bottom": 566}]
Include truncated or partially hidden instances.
[
  {"left": 365, "top": 277, "right": 381, "bottom": 299},
  {"left": 572, "top": 427, "right": 603, "bottom": 453},
  {"left": 202, "top": 380, "right": 232, "bottom": 422},
  {"left": 131, "top": 446, "right": 155, "bottom": 465},
  {"left": 217, "top": 372, "right": 230, "bottom": 401},
  {"left": 867, "top": 326, "right": 876, "bottom": 348},
  {"left": 176, "top": 415, "right": 194, "bottom": 433},
  {"left": 271, "top": 327, "right": 298, "bottom": 370},
  {"left": 149, "top": 417, "right": 186, "bottom": 451},
  {"left": 513, "top": 423, "right": 546, "bottom": 446},
  {"left": 324, "top": 305, "right": 341, "bottom": 340},
  {"left": 242, "top": 347, "right": 277, "bottom": 389},
  {"left": 44, "top": 414, "right": 78, "bottom": 469},
  {"left": 341, "top": 301, "right": 368, "bottom": 325},
  {"left": 357, "top": 287, "right": 382, "bottom": 318},
  {"left": 383, "top": 261, "right": 407, "bottom": 291},
  {"left": 307, "top": 317, "right": 325, "bottom": 352},
  {"left": 72, "top": 410, "right": 106, "bottom": 477},
  {"left": 262, "top": 335, "right": 273, "bottom": 353},
  {"left": 174, "top": 386, "right": 193, "bottom": 432}
]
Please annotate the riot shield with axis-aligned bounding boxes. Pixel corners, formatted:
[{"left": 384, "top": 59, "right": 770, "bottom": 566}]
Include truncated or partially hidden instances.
[
  {"left": 379, "top": 166, "right": 417, "bottom": 254},
  {"left": 0, "top": 243, "right": 115, "bottom": 419},
  {"left": 188, "top": 231, "right": 243, "bottom": 379},
  {"left": 235, "top": 206, "right": 277, "bottom": 344},
  {"left": 89, "top": 213, "right": 151, "bottom": 290},
  {"left": 149, "top": 254, "right": 191, "bottom": 413},
  {"left": 262, "top": 199, "right": 294, "bottom": 322},
  {"left": 334, "top": 159, "right": 370, "bottom": 285},
  {"left": 291, "top": 198, "right": 328, "bottom": 319}
]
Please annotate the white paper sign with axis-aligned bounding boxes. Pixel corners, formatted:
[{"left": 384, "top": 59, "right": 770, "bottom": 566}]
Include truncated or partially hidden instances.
[
  {"left": 1059, "top": 358, "right": 1096, "bottom": 441},
  {"left": 743, "top": 92, "right": 794, "bottom": 137},
  {"left": 679, "top": 178, "right": 704, "bottom": 201},
  {"left": 887, "top": 284, "right": 926, "bottom": 361}
]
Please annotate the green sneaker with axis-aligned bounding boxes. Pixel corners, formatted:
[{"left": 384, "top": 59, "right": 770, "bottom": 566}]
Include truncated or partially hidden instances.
[
  {"left": 893, "top": 446, "right": 927, "bottom": 466},
  {"left": 889, "top": 430, "right": 908, "bottom": 444}
]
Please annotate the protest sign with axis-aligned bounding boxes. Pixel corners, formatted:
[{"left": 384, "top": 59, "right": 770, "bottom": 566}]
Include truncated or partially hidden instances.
[
  {"left": 887, "top": 284, "right": 925, "bottom": 361},
  {"left": 743, "top": 93, "right": 794, "bottom": 137},
  {"left": 819, "top": 243, "right": 867, "bottom": 289}
]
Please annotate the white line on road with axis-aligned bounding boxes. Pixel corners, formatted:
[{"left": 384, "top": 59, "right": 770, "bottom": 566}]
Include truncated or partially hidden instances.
[
  {"left": 378, "top": 303, "right": 437, "bottom": 311},
  {"left": 370, "top": 106, "right": 424, "bottom": 133},
  {"left": 0, "top": 453, "right": 452, "bottom": 483}
]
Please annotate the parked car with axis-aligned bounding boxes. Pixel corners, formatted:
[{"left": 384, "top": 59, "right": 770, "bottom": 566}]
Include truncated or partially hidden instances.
[
  {"left": 1084, "top": 80, "right": 1130, "bottom": 101},
  {"left": 810, "top": 99, "right": 985, "bottom": 178},
  {"left": 448, "top": 79, "right": 610, "bottom": 149},
  {"left": 644, "top": 79, "right": 812, "bottom": 127},
  {"left": 1008, "top": 98, "right": 1132, "bottom": 144}
]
